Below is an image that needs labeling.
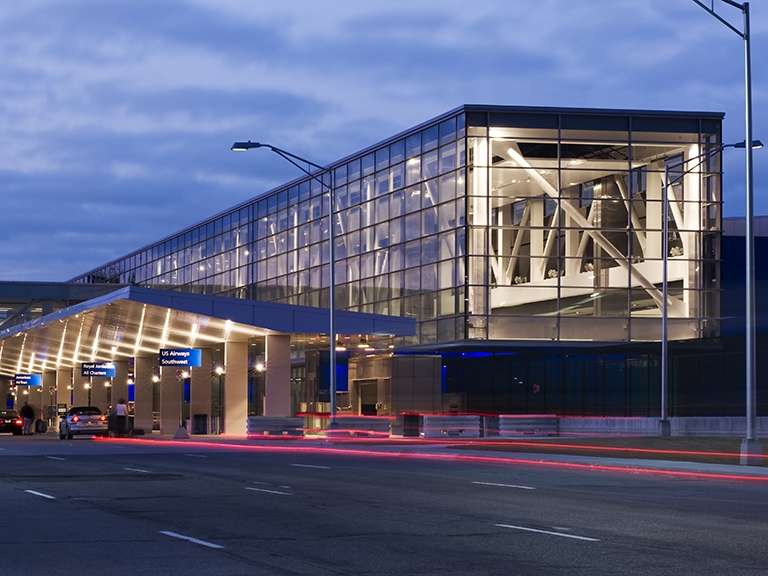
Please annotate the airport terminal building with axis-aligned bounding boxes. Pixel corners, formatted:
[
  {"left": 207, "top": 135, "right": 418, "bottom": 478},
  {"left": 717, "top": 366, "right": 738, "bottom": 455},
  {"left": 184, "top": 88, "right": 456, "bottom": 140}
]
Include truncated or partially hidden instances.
[{"left": 3, "top": 104, "right": 760, "bottom": 435}]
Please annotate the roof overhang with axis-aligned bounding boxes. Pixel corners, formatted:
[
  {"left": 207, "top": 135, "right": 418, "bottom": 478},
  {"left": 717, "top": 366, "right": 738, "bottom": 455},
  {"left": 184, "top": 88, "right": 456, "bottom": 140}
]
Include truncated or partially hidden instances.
[{"left": 0, "top": 286, "right": 416, "bottom": 377}]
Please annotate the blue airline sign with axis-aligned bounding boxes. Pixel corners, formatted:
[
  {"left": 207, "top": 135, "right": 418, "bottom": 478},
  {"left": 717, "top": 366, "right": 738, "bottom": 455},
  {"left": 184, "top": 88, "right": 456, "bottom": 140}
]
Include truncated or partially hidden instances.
[
  {"left": 159, "top": 348, "right": 202, "bottom": 367},
  {"left": 14, "top": 373, "right": 42, "bottom": 386},
  {"left": 81, "top": 362, "right": 116, "bottom": 378}
]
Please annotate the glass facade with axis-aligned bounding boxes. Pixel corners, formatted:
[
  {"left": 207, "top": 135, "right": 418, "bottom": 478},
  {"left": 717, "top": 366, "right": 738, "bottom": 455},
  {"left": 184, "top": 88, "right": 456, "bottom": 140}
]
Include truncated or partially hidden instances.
[{"left": 71, "top": 106, "right": 722, "bottom": 345}]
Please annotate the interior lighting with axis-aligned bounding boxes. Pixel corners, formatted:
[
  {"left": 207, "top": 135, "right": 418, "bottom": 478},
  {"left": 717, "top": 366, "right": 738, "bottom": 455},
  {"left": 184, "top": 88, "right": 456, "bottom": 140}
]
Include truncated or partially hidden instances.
[
  {"left": 181, "top": 370, "right": 190, "bottom": 379},
  {"left": 214, "top": 366, "right": 225, "bottom": 376},
  {"left": 151, "top": 375, "right": 160, "bottom": 383},
  {"left": 254, "top": 362, "right": 265, "bottom": 373}
]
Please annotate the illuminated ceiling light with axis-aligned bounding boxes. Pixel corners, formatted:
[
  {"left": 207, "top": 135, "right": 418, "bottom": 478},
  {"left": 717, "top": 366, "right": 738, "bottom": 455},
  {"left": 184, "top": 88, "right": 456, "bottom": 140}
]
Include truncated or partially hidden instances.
[
  {"left": 66, "top": 385, "right": 73, "bottom": 390},
  {"left": 111, "top": 345, "right": 117, "bottom": 355},
  {"left": 568, "top": 159, "right": 585, "bottom": 166},
  {"left": 335, "top": 346, "right": 347, "bottom": 352},
  {"left": 214, "top": 366, "right": 225, "bottom": 376},
  {"left": 127, "top": 378, "right": 134, "bottom": 385},
  {"left": 224, "top": 319, "right": 233, "bottom": 341},
  {"left": 151, "top": 375, "right": 160, "bottom": 383},
  {"left": 104, "top": 381, "right": 112, "bottom": 387},
  {"left": 254, "top": 362, "right": 265, "bottom": 373},
  {"left": 133, "top": 305, "right": 146, "bottom": 357},
  {"left": 181, "top": 370, "right": 190, "bottom": 379},
  {"left": 90, "top": 324, "right": 102, "bottom": 362},
  {"left": 84, "top": 383, "right": 91, "bottom": 389},
  {"left": 159, "top": 308, "right": 172, "bottom": 349},
  {"left": 189, "top": 322, "right": 199, "bottom": 346}
]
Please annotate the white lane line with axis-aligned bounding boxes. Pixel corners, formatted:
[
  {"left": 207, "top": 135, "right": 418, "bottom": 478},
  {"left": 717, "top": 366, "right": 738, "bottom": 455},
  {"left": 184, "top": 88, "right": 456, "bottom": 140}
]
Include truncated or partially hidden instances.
[
  {"left": 245, "top": 487, "right": 292, "bottom": 496},
  {"left": 124, "top": 467, "right": 152, "bottom": 474},
  {"left": 24, "top": 489, "right": 56, "bottom": 500},
  {"left": 290, "top": 463, "right": 331, "bottom": 470},
  {"left": 184, "top": 454, "right": 207, "bottom": 458},
  {"left": 472, "top": 481, "right": 535, "bottom": 490},
  {"left": 159, "top": 530, "right": 224, "bottom": 550},
  {"left": 46, "top": 456, "right": 66, "bottom": 461},
  {"left": 495, "top": 524, "right": 600, "bottom": 542}
]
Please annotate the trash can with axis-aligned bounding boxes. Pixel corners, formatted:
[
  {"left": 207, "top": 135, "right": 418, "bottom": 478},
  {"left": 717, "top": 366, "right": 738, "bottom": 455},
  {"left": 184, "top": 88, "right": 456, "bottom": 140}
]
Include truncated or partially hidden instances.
[
  {"left": 402, "top": 413, "right": 421, "bottom": 437},
  {"left": 192, "top": 414, "right": 208, "bottom": 435}
]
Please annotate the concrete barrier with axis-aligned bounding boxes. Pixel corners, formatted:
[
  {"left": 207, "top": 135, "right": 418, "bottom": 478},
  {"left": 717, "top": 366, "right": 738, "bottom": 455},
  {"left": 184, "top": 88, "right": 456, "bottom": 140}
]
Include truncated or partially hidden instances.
[
  {"left": 326, "top": 417, "right": 392, "bottom": 437},
  {"left": 493, "top": 414, "right": 559, "bottom": 437},
  {"left": 421, "top": 415, "right": 482, "bottom": 438},
  {"left": 247, "top": 416, "right": 304, "bottom": 436},
  {"left": 558, "top": 416, "right": 768, "bottom": 437}
]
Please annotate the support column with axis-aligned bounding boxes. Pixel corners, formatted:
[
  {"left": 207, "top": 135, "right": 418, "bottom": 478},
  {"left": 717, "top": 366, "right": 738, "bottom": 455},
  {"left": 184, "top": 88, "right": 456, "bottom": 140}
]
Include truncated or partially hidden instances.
[
  {"left": 264, "top": 335, "right": 291, "bottom": 417},
  {"left": 91, "top": 376, "right": 110, "bottom": 412},
  {"left": 190, "top": 348, "right": 213, "bottom": 433},
  {"left": 133, "top": 355, "right": 156, "bottom": 434},
  {"left": 0, "top": 378, "right": 11, "bottom": 410},
  {"left": 55, "top": 368, "right": 72, "bottom": 427},
  {"left": 112, "top": 361, "right": 129, "bottom": 408},
  {"left": 224, "top": 341, "right": 248, "bottom": 436},
  {"left": 55, "top": 368, "right": 72, "bottom": 409},
  {"left": 159, "top": 367, "right": 181, "bottom": 435},
  {"left": 73, "top": 376, "right": 89, "bottom": 406},
  {"left": 42, "top": 370, "right": 57, "bottom": 424}
]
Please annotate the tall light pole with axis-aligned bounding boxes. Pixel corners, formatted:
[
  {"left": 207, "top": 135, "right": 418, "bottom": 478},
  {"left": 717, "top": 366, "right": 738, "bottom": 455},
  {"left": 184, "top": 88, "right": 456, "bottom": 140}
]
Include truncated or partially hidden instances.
[
  {"left": 659, "top": 141, "right": 763, "bottom": 438},
  {"left": 692, "top": 0, "right": 760, "bottom": 463},
  {"left": 231, "top": 141, "right": 337, "bottom": 428}
]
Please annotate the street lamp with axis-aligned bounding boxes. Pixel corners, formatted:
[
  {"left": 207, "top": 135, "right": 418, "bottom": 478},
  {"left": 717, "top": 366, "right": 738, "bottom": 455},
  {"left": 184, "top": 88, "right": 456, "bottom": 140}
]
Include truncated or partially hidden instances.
[
  {"left": 658, "top": 140, "right": 763, "bottom": 438},
  {"left": 692, "top": 0, "right": 761, "bottom": 463},
  {"left": 231, "top": 140, "right": 338, "bottom": 427}
]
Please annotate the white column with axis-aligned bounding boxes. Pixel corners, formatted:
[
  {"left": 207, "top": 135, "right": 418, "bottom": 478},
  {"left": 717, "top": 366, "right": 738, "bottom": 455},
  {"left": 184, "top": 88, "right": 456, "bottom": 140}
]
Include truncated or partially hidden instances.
[
  {"left": 73, "top": 375, "right": 89, "bottom": 406},
  {"left": 530, "top": 198, "right": 544, "bottom": 281},
  {"left": 55, "top": 368, "right": 72, "bottom": 409},
  {"left": 91, "top": 376, "right": 110, "bottom": 412},
  {"left": 133, "top": 355, "right": 156, "bottom": 433},
  {"left": 224, "top": 341, "right": 248, "bottom": 436},
  {"left": 190, "top": 348, "right": 213, "bottom": 433},
  {"left": 111, "top": 360, "right": 129, "bottom": 407},
  {"left": 159, "top": 366, "right": 181, "bottom": 434},
  {"left": 264, "top": 335, "right": 291, "bottom": 417},
  {"left": 42, "top": 370, "right": 57, "bottom": 423}
]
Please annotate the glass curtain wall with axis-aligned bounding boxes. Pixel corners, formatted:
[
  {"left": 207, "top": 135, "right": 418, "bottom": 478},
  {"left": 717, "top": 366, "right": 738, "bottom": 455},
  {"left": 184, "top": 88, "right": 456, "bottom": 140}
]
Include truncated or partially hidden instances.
[
  {"left": 466, "top": 111, "right": 721, "bottom": 342},
  {"left": 72, "top": 113, "right": 468, "bottom": 345}
]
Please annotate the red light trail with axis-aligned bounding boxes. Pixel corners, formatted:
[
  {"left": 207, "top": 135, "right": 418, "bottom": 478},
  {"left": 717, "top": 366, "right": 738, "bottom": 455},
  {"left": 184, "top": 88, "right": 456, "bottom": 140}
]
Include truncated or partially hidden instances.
[{"left": 95, "top": 437, "right": 768, "bottom": 483}]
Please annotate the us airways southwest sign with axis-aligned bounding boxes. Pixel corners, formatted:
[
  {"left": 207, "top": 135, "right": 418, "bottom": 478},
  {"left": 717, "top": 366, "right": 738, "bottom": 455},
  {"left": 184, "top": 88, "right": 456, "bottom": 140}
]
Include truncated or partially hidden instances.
[{"left": 158, "top": 348, "right": 202, "bottom": 367}]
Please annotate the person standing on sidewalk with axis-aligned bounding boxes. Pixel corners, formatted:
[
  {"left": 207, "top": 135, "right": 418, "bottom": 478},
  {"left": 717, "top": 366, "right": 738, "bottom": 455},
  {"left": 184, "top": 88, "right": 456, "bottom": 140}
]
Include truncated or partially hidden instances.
[
  {"left": 19, "top": 402, "right": 34, "bottom": 435},
  {"left": 114, "top": 398, "right": 128, "bottom": 437}
]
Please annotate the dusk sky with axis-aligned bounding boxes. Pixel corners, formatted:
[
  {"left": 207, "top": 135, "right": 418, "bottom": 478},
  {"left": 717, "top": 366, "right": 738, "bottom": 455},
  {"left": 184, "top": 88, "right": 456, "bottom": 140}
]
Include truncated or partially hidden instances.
[{"left": 1, "top": 0, "right": 766, "bottom": 281}]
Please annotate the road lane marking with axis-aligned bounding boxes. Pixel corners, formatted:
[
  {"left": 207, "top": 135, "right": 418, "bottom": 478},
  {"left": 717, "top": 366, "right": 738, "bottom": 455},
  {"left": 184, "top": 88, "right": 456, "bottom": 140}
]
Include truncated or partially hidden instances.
[
  {"left": 245, "top": 487, "right": 292, "bottom": 496},
  {"left": 124, "top": 467, "right": 152, "bottom": 473},
  {"left": 159, "top": 530, "right": 224, "bottom": 549},
  {"left": 290, "top": 463, "right": 331, "bottom": 470},
  {"left": 495, "top": 524, "right": 599, "bottom": 542},
  {"left": 472, "top": 481, "right": 535, "bottom": 490},
  {"left": 184, "top": 453, "right": 207, "bottom": 458},
  {"left": 46, "top": 456, "right": 66, "bottom": 461},
  {"left": 24, "top": 490, "right": 56, "bottom": 500}
]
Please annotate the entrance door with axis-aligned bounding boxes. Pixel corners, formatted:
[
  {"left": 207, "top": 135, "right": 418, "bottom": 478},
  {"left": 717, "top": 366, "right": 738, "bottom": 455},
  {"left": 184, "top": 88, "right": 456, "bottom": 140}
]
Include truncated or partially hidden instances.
[{"left": 359, "top": 380, "right": 378, "bottom": 416}]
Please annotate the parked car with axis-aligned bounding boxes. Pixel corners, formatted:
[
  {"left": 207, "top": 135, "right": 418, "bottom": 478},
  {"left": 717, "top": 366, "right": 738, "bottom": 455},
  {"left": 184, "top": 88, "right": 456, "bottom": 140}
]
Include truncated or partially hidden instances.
[
  {"left": 59, "top": 406, "right": 108, "bottom": 439},
  {"left": 0, "top": 410, "right": 23, "bottom": 435}
]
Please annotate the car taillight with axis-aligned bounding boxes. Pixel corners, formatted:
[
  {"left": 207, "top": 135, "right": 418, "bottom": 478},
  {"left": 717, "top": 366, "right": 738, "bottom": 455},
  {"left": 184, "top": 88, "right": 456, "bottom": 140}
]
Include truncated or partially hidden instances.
[
  {"left": 71, "top": 415, "right": 80, "bottom": 423},
  {"left": 99, "top": 415, "right": 106, "bottom": 422},
  {"left": 14, "top": 419, "right": 22, "bottom": 426}
]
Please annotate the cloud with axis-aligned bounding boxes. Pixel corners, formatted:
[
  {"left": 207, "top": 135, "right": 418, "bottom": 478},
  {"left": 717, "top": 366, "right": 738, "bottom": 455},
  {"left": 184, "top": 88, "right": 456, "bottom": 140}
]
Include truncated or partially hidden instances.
[{"left": 0, "top": 0, "right": 765, "bottom": 280}]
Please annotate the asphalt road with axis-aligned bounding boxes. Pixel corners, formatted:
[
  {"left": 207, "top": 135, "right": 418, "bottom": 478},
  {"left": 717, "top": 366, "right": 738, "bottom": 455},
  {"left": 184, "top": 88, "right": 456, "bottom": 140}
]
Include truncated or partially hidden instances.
[{"left": 1, "top": 435, "right": 767, "bottom": 576}]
